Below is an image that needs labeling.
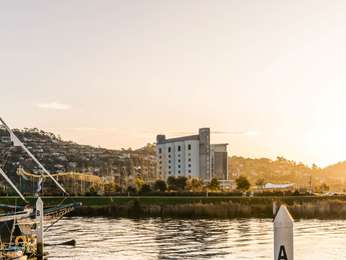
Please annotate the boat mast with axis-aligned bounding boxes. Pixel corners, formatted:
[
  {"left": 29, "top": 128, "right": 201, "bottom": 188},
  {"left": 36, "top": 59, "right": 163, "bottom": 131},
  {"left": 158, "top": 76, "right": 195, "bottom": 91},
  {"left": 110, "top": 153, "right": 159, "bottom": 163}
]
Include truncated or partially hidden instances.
[{"left": 0, "top": 117, "right": 68, "bottom": 196}]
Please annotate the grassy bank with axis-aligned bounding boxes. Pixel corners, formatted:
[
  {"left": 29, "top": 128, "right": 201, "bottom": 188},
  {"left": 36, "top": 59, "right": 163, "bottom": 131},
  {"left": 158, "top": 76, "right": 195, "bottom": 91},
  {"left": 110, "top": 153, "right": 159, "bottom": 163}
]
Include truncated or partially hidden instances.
[
  {"left": 70, "top": 197, "right": 346, "bottom": 219},
  {"left": 2, "top": 196, "right": 346, "bottom": 219}
]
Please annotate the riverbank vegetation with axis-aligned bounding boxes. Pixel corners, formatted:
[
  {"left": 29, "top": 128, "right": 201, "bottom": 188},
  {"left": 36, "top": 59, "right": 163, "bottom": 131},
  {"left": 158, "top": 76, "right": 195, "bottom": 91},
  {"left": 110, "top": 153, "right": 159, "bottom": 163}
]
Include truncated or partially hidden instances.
[
  {"left": 68, "top": 196, "right": 346, "bottom": 220},
  {"left": 2, "top": 195, "right": 346, "bottom": 219}
]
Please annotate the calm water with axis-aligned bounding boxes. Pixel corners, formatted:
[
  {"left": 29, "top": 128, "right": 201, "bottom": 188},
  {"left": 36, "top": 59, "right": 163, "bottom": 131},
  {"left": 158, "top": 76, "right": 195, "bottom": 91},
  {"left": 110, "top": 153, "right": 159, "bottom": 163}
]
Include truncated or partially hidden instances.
[{"left": 45, "top": 217, "right": 346, "bottom": 259}]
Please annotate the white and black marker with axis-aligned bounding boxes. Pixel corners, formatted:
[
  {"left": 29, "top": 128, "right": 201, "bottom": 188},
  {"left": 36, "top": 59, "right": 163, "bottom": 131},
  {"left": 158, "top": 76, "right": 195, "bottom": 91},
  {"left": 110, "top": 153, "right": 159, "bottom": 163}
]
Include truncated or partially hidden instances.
[
  {"left": 36, "top": 197, "right": 44, "bottom": 260},
  {"left": 273, "top": 205, "right": 294, "bottom": 260}
]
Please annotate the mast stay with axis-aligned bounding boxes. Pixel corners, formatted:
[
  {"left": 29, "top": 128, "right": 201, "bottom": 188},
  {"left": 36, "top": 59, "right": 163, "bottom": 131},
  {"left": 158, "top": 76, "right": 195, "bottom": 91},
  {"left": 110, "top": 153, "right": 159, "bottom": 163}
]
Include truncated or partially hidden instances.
[
  {"left": 0, "top": 117, "right": 68, "bottom": 196},
  {"left": 0, "top": 167, "right": 27, "bottom": 203}
]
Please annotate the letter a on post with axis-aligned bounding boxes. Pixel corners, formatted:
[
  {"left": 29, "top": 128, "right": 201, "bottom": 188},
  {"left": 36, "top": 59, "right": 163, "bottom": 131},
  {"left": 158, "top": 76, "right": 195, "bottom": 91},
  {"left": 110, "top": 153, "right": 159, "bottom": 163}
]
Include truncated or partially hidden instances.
[{"left": 278, "top": 245, "right": 288, "bottom": 260}]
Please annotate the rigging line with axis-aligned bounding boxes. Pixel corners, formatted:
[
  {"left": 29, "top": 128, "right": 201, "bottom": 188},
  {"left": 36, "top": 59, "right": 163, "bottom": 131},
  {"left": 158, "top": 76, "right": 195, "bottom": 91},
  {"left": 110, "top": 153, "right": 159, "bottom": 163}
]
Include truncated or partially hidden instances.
[
  {"left": 9, "top": 199, "right": 17, "bottom": 246},
  {"left": 44, "top": 214, "right": 65, "bottom": 232},
  {"left": 0, "top": 117, "right": 69, "bottom": 196},
  {"left": 0, "top": 167, "right": 27, "bottom": 203},
  {"left": 57, "top": 196, "right": 67, "bottom": 207},
  {"left": 0, "top": 146, "right": 11, "bottom": 169}
]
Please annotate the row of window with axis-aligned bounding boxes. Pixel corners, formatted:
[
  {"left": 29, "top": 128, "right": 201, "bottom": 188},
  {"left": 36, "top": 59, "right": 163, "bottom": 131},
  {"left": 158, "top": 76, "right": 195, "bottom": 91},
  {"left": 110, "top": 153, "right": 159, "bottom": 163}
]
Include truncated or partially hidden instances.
[
  {"left": 158, "top": 144, "right": 192, "bottom": 154},
  {"left": 162, "top": 163, "right": 192, "bottom": 168},
  {"left": 159, "top": 155, "right": 191, "bottom": 160},
  {"left": 168, "top": 169, "right": 192, "bottom": 175}
]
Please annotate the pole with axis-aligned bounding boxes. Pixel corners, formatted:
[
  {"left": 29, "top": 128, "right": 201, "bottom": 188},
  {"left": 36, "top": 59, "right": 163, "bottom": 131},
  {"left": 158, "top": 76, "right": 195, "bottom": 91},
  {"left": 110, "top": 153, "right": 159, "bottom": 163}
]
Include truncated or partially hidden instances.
[
  {"left": 36, "top": 197, "right": 44, "bottom": 259},
  {"left": 274, "top": 205, "right": 294, "bottom": 260},
  {"left": 273, "top": 201, "right": 278, "bottom": 217}
]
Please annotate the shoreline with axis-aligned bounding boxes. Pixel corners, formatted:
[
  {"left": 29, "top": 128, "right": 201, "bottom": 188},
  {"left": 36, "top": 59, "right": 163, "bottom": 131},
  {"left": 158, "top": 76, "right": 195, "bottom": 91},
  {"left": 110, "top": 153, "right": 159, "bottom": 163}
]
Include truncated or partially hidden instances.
[
  {"left": 70, "top": 198, "right": 346, "bottom": 220},
  {"left": 2, "top": 196, "right": 346, "bottom": 220}
]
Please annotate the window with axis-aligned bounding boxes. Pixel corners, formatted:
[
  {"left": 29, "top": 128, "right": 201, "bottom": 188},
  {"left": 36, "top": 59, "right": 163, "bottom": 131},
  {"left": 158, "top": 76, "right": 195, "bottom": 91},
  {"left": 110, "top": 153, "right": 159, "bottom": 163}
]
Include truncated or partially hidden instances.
[
  {"left": 169, "top": 166, "right": 171, "bottom": 169},
  {"left": 188, "top": 144, "right": 191, "bottom": 150},
  {"left": 178, "top": 165, "right": 181, "bottom": 168},
  {"left": 178, "top": 159, "right": 181, "bottom": 163},
  {"left": 188, "top": 170, "right": 191, "bottom": 173},
  {"left": 178, "top": 170, "right": 181, "bottom": 174},
  {"left": 168, "top": 147, "right": 171, "bottom": 152},
  {"left": 188, "top": 158, "right": 191, "bottom": 162},
  {"left": 168, "top": 154, "right": 171, "bottom": 158},
  {"left": 168, "top": 171, "right": 171, "bottom": 175},
  {"left": 159, "top": 161, "right": 162, "bottom": 164},
  {"left": 159, "top": 156, "right": 162, "bottom": 159},
  {"left": 178, "top": 154, "right": 181, "bottom": 157},
  {"left": 178, "top": 146, "right": 181, "bottom": 151},
  {"left": 168, "top": 160, "right": 171, "bottom": 163},
  {"left": 159, "top": 148, "right": 162, "bottom": 154},
  {"left": 188, "top": 164, "right": 191, "bottom": 167}
]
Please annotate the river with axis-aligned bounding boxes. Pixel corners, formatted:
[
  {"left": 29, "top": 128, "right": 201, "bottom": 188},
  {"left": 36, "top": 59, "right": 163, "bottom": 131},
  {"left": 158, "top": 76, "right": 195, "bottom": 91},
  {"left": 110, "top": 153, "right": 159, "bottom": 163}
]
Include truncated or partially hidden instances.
[{"left": 45, "top": 217, "right": 346, "bottom": 259}]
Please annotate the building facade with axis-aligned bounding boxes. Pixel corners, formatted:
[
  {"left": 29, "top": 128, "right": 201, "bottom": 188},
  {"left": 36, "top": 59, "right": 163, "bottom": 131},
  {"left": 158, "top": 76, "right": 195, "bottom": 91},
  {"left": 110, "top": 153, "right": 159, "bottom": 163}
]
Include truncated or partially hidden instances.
[
  {"left": 210, "top": 144, "right": 228, "bottom": 180},
  {"left": 156, "top": 128, "right": 228, "bottom": 181}
]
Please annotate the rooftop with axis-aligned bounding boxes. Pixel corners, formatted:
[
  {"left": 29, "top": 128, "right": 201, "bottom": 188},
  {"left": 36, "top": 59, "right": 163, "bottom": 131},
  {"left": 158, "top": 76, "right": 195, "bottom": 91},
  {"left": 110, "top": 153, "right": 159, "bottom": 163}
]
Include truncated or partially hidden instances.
[{"left": 156, "top": 135, "right": 199, "bottom": 144}]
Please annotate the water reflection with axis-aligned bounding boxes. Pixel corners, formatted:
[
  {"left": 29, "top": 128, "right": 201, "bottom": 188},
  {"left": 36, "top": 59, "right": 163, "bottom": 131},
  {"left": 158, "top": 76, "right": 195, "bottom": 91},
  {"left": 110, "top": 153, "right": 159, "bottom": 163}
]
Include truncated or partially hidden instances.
[
  {"left": 44, "top": 217, "right": 346, "bottom": 260},
  {"left": 155, "top": 220, "right": 228, "bottom": 259}
]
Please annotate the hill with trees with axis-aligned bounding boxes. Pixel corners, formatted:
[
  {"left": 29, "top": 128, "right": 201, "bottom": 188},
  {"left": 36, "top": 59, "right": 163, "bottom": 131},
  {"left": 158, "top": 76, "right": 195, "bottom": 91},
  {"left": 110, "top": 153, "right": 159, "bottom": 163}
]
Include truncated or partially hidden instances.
[
  {"left": 0, "top": 127, "right": 156, "bottom": 194},
  {"left": 229, "top": 156, "right": 346, "bottom": 191},
  {"left": 1, "top": 126, "right": 346, "bottom": 193}
]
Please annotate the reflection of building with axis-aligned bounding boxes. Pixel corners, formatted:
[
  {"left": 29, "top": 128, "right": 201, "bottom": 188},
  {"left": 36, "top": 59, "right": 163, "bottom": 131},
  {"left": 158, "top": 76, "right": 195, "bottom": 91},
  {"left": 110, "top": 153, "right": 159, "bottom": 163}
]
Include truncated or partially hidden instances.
[
  {"left": 156, "top": 128, "right": 229, "bottom": 182},
  {"left": 155, "top": 219, "right": 228, "bottom": 260}
]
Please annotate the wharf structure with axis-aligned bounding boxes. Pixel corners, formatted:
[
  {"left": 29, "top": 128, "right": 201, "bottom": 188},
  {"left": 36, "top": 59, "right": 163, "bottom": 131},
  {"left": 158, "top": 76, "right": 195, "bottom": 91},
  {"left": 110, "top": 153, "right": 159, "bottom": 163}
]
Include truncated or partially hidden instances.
[{"left": 156, "top": 128, "right": 230, "bottom": 188}]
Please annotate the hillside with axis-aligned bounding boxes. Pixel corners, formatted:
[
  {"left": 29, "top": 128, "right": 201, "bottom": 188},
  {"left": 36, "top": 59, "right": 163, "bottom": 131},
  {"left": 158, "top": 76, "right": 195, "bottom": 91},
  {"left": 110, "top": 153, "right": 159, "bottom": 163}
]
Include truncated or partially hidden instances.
[
  {"left": 1, "top": 126, "right": 346, "bottom": 193},
  {"left": 230, "top": 156, "right": 346, "bottom": 191},
  {"left": 0, "top": 127, "right": 156, "bottom": 193}
]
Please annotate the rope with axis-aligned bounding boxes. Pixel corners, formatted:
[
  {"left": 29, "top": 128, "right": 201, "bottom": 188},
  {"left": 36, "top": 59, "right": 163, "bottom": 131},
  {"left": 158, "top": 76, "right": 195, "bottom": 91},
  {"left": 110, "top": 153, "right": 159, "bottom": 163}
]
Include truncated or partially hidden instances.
[{"left": 44, "top": 214, "right": 64, "bottom": 232}]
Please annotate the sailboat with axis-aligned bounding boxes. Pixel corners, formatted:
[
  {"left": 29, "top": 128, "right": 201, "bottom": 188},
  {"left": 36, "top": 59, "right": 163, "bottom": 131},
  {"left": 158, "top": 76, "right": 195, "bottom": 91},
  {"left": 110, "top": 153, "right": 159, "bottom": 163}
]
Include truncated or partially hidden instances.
[{"left": 0, "top": 117, "right": 82, "bottom": 258}]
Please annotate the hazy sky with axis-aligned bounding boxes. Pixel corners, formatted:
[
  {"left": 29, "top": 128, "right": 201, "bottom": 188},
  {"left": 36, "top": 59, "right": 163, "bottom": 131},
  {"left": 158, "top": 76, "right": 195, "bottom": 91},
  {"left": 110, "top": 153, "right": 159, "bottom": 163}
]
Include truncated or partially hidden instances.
[{"left": 1, "top": 1, "right": 346, "bottom": 167}]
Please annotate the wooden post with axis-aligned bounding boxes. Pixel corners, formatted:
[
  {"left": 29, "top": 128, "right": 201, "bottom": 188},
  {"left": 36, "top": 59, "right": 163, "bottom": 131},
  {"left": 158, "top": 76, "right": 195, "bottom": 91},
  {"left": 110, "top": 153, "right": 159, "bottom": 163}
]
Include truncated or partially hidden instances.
[
  {"left": 36, "top": 197, "right": 44, "bottom": 259},
  {"left": 274, "top": 205, "right": 293, "bottom": 260}
]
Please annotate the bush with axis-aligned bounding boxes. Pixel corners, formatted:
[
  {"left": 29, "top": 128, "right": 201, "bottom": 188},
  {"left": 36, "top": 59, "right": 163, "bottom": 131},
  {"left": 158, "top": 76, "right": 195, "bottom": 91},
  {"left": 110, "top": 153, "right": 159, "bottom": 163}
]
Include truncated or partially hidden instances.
[
  {"left": 176, "top": 176, "right": 187, "bottom": 191},
  {"left": 154, "top": 180, "right": 167, "bottom": 192},
  {"left": 236, "top": 176, "right": 250, "bottom": 191},
  {"left": 167, "top": 176, "right": 177, "bottom": 191},
  {"left": 127, "top": 185, "right": 137, "bottom": 194},
  {"left": 140, "top": 184, "right": 152, "bottom": 193},
  {"left": 85, "top": 186, "right": 98, "bottom": 196},
  {"left": 208, "top": 178, "right": 220, "bottom": 191}
]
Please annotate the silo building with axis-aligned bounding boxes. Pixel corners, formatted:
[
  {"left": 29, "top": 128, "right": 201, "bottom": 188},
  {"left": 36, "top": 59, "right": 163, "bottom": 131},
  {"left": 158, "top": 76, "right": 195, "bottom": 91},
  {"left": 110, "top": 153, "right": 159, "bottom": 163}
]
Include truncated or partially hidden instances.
[{"left": 156, "top": 128, "right": 229, "bottom": 183}]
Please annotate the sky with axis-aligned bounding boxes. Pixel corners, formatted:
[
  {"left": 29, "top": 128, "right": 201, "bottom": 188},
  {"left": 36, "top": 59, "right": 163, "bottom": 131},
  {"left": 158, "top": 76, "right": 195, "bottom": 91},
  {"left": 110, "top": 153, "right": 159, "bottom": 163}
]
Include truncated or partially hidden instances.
[{"left": 1, "top": 0, "right": 346, "bottom": 167}]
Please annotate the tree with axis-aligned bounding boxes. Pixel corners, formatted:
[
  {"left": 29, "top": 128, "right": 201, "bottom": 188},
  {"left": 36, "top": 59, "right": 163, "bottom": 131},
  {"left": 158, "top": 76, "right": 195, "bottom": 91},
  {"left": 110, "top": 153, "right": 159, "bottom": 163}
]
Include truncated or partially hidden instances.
[
  {"left": 127, "top": 185, "right": 136, "bottom": 193},
  {"left": 176, "top": 176, "right": 188, "bottom": 191},
  {"left": 154, "top": 180, "right": 167, "bottom": 192},
  {"left": 134, "top": 177, "right": 144, "bottom": 191},
  {"left": 86, "top": 186, "right": 98, "bottom": 196},
  {"left": 140, "top": 183, "right": 152, "bottom": 193},
  {"left": 167, "top": 176, "right": 177, "bottom": 191},
  {"left": 255, "top": 178, "right": 265, "bottom": 189},
  {"left": 208, "top": 178, "right": 220, "bottom": 191},
  {"left": 319, "top": 183, "right": 330, "bottom": 193},
  {"left": 104, "top": 182, "right": 118, "bottom": 195},
  {"left": 188, "top": 178, "right": 203, "bottom": 192},
  {"left": 236, "top": 176, "right": 250, "bottom": 191}
]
